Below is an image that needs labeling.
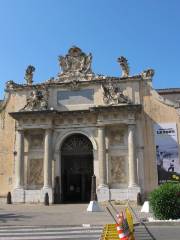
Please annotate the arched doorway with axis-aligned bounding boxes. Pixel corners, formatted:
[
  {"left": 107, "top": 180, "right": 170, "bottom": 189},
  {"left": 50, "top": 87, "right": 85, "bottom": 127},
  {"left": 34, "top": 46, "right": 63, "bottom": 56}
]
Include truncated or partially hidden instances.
[{"left": 61, "top": 134, "right": 93, "bottom": 203}]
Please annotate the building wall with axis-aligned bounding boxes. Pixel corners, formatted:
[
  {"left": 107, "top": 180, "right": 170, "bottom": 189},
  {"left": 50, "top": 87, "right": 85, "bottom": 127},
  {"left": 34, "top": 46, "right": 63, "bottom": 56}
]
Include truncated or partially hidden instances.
[
  {"left": 0, "top": 94, "right": 15, "bottom": 195},
  {"left": 0, "top": 75, "right": 179, "bottom": 201},
  {"left": 142, "top": 89, "right": 180, "bottom": 197},
  {"left": 157, "top": 89, "right": 180, "bottom": 103}
]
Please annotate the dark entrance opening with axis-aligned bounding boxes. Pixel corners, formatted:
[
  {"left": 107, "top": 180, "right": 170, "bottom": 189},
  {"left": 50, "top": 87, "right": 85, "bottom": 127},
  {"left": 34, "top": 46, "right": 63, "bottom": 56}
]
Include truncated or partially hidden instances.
[{"left": 61, "top": 134, "right": 93, "bottom": 203}]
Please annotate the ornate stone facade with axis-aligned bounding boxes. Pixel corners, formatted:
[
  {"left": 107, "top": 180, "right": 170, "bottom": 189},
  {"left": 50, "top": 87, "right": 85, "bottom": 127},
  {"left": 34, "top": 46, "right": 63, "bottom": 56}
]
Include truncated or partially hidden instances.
[{"left": 0, "top": 46, "right": 179, "bottom": 203}]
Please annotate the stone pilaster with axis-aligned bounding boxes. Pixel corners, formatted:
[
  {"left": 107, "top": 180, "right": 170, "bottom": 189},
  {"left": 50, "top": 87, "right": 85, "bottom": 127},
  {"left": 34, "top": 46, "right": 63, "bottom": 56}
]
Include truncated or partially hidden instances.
[
  {"left": 98, "top": 126, "right": 107, "bottom": 187},
  {"left": 128, "top": 124, "right": 137, "bottom": 187},
  {"left": 12, "top": 129, "right": 25, "bottom": 203},
  {"left": 97, "top": 126, "right": 109, "bottom": 201},
  {"left": 43, "top": 128, "right": 52, "bottom": 189},
  {"left": 15, "top": 129, "right": 24, "bottom": 189}
]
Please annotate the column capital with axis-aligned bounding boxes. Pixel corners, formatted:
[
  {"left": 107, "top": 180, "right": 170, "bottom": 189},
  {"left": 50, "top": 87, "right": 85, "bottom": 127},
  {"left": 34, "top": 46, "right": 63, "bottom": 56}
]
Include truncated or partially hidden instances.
[
  {"left": 44, "top": 128, "right": 53, "bottom": 133},
  {"left": 17, "top": 128, "right": 24, "bottom": 133},
  {"left": 98, "top": 125, "right": 105, "bottom": 130},
  {"left": 128, "top": 123, "right": 136, "bottom": 127},
  {"left": 128, "top": 124, "right": 136, "bottom": 132}
]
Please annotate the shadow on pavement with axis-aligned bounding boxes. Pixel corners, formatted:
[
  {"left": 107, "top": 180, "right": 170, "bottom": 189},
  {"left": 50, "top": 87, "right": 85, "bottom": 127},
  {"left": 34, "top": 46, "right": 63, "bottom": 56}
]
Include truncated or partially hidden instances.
[
  {"left": 135, "top": 226, "right": 156, "bottom": 240},
  {"left": 0, "top": 213, "right": 31, "bottom": 223}
]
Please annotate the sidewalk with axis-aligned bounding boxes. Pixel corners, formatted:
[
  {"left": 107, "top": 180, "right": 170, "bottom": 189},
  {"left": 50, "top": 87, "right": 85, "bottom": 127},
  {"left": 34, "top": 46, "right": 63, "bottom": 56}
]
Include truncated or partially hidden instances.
[{"left": 0, "top": 202, "right": 151, "bottom": 226}]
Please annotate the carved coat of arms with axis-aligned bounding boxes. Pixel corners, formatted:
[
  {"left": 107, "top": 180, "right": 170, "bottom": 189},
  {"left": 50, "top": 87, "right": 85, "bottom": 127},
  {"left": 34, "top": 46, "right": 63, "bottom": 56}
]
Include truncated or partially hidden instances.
[{"left": 58, "top": 46, "right": 93, "bottom": 75}]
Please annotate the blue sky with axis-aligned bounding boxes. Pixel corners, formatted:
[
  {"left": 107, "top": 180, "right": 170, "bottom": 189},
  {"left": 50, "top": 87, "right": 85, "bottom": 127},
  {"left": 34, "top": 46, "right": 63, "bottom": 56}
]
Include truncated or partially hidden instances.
[{"left": 0, "top": 0, "right": 180, "bottom": 99}]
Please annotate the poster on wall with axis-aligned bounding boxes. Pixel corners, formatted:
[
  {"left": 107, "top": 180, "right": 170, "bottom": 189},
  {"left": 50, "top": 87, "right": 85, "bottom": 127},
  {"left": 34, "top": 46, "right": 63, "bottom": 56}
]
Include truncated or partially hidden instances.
[{"left": 154, "top": 123, "right": 180, "bottom": 184}]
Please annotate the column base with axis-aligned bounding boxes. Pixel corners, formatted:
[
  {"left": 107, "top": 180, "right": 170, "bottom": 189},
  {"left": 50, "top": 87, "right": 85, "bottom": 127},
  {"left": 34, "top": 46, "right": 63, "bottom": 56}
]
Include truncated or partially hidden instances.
[
  {"left": 97, "top": 185, "right": 109, "bottom": 202},
  {"left": 127, "top": 186, "right": 141, "bottom": 201},
  {"left": 12, "top": 188, "right": 25, "bottom": 203},
  {"left": 12, "top": 188, "right": 53, "bottom": 203},
  {"left": 109, "top": 187, "right": 141, "bottom": 201}
]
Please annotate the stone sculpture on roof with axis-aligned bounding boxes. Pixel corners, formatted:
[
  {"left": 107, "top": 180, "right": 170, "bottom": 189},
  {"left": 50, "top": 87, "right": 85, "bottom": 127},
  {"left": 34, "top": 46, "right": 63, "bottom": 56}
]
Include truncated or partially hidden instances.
[
  {"left": 24, "top": 65, "right": 36, "bottom": 85},
  {"left": 117, "top": 56, "right": 130, "bottom": 77},
  {"left": 58, "top": 46, "right": 93, "bottom": 75},
  {"left": 141, "top": 69, "right": 154, "bottom": 78}
]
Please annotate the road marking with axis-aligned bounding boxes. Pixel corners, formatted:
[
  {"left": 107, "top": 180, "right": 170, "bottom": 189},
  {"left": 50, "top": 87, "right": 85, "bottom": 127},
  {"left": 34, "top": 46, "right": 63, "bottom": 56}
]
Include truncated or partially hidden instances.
[{"left": 0, "top": 225, "right": 102, "bottom": 240}]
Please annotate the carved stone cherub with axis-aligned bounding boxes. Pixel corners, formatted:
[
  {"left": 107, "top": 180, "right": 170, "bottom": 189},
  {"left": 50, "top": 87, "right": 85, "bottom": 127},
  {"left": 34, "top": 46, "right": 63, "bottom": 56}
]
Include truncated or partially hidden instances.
[
  {"left": 117, "top": 56, "right": 130, "bottom": 77},
  {"left": 24, "top": 65, "right": 35, "bottom": 85},
  {"left": 21, "top": 88, "right": 49, "bottom": 111}
]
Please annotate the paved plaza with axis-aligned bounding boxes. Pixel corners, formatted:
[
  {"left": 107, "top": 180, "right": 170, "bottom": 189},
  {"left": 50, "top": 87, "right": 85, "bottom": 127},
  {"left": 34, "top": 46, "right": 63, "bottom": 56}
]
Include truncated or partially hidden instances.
[
  {"left": 0, "top": 202, "right": 152, "bottom": 226},
  {"left": 0, "top": 203, "right": 113, "bottom": 226},
  {"left": 0, "top": 203, "right": 180, "bottom": 240}
]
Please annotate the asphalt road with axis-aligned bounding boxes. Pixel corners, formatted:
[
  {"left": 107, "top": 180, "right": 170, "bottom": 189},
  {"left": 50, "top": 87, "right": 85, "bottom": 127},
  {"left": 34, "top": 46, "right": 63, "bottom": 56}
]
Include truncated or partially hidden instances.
[{"left": 135, "top": 225, "right": 180, "bottom": 240}]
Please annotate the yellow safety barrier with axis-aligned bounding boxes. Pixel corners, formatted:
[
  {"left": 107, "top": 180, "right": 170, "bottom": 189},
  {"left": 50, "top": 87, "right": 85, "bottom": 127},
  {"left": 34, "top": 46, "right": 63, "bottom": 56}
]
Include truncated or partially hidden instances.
[
  {"left": 100, "top": 224, "right": 119, "bottom": 240},
  {"left": 101, "top": 207, "right": 136, "bottom": 240},
  {"left": 125, "top": 207, "right": 135, "bottom": 240},
  {"left": 125, "top": 207, "right": 134, "bottom": 233}
]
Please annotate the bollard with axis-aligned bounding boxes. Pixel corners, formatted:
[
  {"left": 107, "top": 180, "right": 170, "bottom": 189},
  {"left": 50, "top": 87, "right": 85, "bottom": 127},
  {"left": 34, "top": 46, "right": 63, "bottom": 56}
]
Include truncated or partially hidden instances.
[
  {"left": 7, "top": 192, "right": 12, "bottom": 204},
  {"left": 54, "top": 176, "right": 60, "bottom": 204},
  {"left": 44, "top": 192, "right": 49, "bottom": 206},
  {"left": 137, "top": 192, "right": 142, "bottom": 206},
  {"left": 87, "top": 174, "right": 102, "bottom": 212},
  {"left": 90, "top": 174, "right": 97, "bottom": 201}
]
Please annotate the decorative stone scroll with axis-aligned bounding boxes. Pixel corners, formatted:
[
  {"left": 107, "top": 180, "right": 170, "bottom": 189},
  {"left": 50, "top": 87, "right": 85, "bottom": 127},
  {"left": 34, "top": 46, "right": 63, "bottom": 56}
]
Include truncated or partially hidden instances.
[
  {"left": 58, "top": 46, "right": 93, "bottom": 75},
  {"left": 141, "top": 69, "right": 154, "bottom": 78},
  {"left": 6, "top": 80, "right": 22, "bottom": 90},
  {"left": 21, "top": 88, "right": 49, "bottom": 111},
  {"left": 117, "top": 56, "right": 129, "bottom": 77},
  {"left": 102, "top": 82, "right": 130, "bottom": 105},
  {"left": 24, "top": 65, "right": 35, "bottom": 85}
]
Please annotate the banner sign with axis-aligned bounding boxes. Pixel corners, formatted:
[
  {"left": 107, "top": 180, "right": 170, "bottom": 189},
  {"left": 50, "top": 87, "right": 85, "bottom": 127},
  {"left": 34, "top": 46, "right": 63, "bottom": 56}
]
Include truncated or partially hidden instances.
[{"left": 154, "top": 123, "right": 180, "bottom": 184}]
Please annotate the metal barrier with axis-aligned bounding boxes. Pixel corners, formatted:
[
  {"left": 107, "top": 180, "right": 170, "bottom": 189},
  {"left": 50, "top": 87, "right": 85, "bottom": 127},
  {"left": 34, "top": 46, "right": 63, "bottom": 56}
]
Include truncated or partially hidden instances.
[
  {"left": 100, "top": 202, "right": 136, "bottom": 240},
  {"left": 100, "top": 224, "right": 119, "bottom": 240}
]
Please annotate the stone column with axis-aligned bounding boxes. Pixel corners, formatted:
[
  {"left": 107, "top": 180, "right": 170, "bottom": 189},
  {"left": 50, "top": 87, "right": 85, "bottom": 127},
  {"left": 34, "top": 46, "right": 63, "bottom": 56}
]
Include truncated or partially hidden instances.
[
  {"left": 98, "top": 126, "right": 107, "bottom": 187},
  {"left": 15, "top": 129, "right": 24, "bottom": 189},
  {"left": 43, "top": 128, "right": 52, "bottom": 189},
  {"left": 128, "top": 124, "right": 138, "bottom": 187}
]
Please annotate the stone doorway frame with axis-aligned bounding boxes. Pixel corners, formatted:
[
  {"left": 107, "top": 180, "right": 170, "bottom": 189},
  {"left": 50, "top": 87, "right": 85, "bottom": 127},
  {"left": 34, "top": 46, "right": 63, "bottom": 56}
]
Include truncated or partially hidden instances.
[{"left": 54, "top": 130, "right": 98, "bottom": 203}]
